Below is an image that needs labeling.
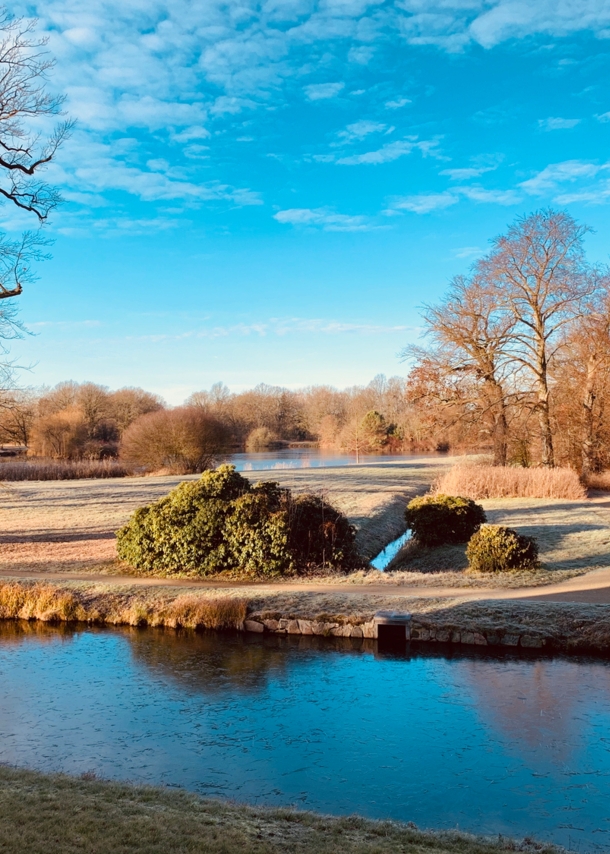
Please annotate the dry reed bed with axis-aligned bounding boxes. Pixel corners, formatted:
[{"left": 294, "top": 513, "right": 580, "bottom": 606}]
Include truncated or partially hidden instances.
[
  {"left": 0, "top": 459, "right": 135, "bottom": 480},
  {"left": 0, "top": 582, "right": 248, "bottom": 630},
  {"left": 435, "top": 465, "right": 586, "bottom": 500},
  {"left": 0, "top": 765, "right": 564, "bottom": 854}
]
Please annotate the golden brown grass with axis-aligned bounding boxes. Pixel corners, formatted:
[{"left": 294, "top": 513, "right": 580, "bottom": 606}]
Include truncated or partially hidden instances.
[
  {"left": 435, "top": 465, "right": 586, "bottom": 500},
  {"left": 0, "top": 582, "right": 248, "bottom": 630},
  {"left": 0, "top": 765, "right": 566, "bottom": 854}
]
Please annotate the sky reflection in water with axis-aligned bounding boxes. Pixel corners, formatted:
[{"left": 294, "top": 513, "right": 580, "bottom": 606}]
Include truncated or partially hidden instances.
[{"left": 1, "top": 624, "right": 609, "bottom": 851}]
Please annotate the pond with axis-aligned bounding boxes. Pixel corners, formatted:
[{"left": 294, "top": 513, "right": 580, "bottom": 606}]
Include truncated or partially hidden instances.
[
  {"left": 1, "top": 624, "right": 609, "bottom": 852},
  {"left": 225, "top": 449, "right": 437, "bottom": 471}
]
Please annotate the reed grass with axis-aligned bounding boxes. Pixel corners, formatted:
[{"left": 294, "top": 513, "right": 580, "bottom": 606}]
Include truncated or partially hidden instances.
[
  {"left": 0, "top": 582, "right": 248, "bottom": 630},
  {"left": 434, "top": 465, "right": 586, "bottom": 500},
  {"left": 0, "top": 765, "right": 565, "bottom": 854},
  {"left": 0, "top": 458, "right": 134, "bottom": 480}
]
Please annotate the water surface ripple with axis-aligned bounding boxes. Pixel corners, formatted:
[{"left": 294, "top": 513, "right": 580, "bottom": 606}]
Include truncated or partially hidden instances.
[{"left": 1, "top": 625, "right": 609, "bottom": 851}]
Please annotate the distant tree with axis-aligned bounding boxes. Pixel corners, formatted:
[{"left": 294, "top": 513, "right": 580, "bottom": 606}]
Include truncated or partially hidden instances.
[
  {"left": 108, "top": 387, "right": 164, "bottom": 434},
  {"left": 29, "top": 407, "right": 87, "bottom": 458},
  {"left": 0, "top": 387, "right": 36, "bottom": 445}
]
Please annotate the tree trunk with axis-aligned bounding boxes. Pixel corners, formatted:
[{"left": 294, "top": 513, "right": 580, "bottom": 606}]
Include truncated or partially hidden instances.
[
  {"left": 537, "top": 385, "right": 554, "bottom": 467},
  {"left": 535, "top": 339, "right": 554, "bottom": 467},
  {"left": 485, "top": 379, "right": 508, "bottom": 466},
  {"left": 581, "top": 353, "right": 598, "bottom": 476}
]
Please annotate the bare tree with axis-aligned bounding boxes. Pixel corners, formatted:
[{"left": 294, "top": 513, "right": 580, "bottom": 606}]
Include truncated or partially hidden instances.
[
  {"left": 558, "top": 270, "right": 610, "bottom": 475},
  {"left": 406, "top": 275, "right": 516, "bottom": 465},
  {"left": 480, "top": 210, "right": 596, "bottom": 467},
  {"left": 0, "top": 10, "right": 70, "bottom": 407}
]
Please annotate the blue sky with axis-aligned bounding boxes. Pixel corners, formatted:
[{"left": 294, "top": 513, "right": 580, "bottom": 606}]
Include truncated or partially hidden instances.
[{"left": 9, "top": 0, "right": 610, "bottom": 402}]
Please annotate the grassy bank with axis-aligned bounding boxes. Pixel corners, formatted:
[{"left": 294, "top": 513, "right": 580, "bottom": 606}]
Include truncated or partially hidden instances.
[{"left": 0, "top": 765, "right": 564, "bottom": 854}]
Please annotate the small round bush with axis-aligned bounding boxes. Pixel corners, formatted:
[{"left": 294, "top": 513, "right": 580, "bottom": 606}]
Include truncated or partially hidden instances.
[
  {"left": 116, "top": 464, "right": 358, "bottom": 577},
  {"left": 405, "top": 493, "right": 486, "bottom": 547},
  {"left": 466, "top": 525, "right": 540, "bottom": 573}
]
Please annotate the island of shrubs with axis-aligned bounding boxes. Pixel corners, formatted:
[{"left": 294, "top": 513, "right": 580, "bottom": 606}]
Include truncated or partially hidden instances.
[
  {"left": 116, "top": 465, "right": 359, "bottom": 578},
  {"left": 405, "top": 493, "right": 539, "bottom": 573}
]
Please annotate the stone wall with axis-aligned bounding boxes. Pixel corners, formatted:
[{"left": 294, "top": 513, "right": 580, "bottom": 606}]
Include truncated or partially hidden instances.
[{"left": 243, "top": 613, "right": 548, "bottom": 649}]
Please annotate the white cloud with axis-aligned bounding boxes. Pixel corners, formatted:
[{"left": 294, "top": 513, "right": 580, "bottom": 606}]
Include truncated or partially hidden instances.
[
  {"left": 538, "top": 117, "right": 581, "bottom": 131},
  {"left": 273, "top": 207, "right": 375, "bottom": 231},
  {"left": 336, "top": 120, "right": 388, "bottom": 143},
  {"left": 553, "top": 185, "right": 610, "bottom": 204},
  {"left": 19, "top": 0, "right": 610, "bottom": 228},
  {"left": 441, "top": 166, "right": 496, "bottom": 180},
  {"left": 304, "top": 82, "right": 345, "bottom": 100},
  {"left": 385, "top": 98, "right": 412, "bottom": 109},
  {"left": 596, "top": 111, "right": 610, "bottom": 122},
  {"left": 457, "top": 186, "right": 520, "bottom": 205},
  {"left": 384, "top": 182, "right": 521, "bottom": 214},
  {"left": 519, "top": 159, "right": 609, "bottom": 194},
  {"left": 337, "top": 138, "right": 425, "bottom": 165},
  {"left": 385, "top": 192, "right": 458, "bottom": 214}
]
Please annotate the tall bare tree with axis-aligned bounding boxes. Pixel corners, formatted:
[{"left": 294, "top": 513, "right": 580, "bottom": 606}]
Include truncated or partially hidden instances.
[{"left": 478, "top": 210, "right": 596, "bottom": 467}]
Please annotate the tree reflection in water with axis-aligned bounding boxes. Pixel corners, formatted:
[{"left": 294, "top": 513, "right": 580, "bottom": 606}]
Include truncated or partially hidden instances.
[{"left": 127, "top": 627, "right": 376, "bottom": 696}]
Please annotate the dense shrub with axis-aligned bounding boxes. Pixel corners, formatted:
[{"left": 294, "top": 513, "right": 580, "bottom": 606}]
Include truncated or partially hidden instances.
[
  {"left": 466, "top": 525, "right": 540, "bottom": 573},
  {"left": 116, "top": 465, "right": 358, "bottom": 577},
  {"left": 120, "top": 407, "right": 228, "bottom": 474},
  {"left": 405, "top": 493, "right": 486, "bottom": 547}
]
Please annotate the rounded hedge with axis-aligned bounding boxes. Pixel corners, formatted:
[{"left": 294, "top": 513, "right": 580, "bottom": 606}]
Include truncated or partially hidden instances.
[
  {"left": 405, "top": 493, "right": 486, "bottom": 547},
  {"left": 466, "top": 525, "right": 539, "bottom": 574},
  {"left": 116, "top": 464, "right": 358, "bottom": 577}
]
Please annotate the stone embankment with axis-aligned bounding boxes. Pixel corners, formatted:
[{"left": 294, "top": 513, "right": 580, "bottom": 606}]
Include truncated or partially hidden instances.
[{"left": 243, "top": 608, "right": 598, "bottom": 653}]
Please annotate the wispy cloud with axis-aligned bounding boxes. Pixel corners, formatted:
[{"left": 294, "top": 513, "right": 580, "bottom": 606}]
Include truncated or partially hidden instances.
[
  {"left": 273, "top": 207, "right": 376, "bottom": 232},
  {"left": 304, "top": 82, "right": 345, "bottom": 101},
  {"left": 441, "top": 165, "right": 497, "bottom": 180},
  {"left": 337, "top": 138, "right": 433, "bottom": 165},
  {"left": 385, "top": 98, "right": 411, "bottom": 109},
  {"left": 131, "top": 317, "right": 415, "bottom": 341},
  {"left": 336, "top": 120, "right": 388, "bottom": 143},
  {"left": 385, "top": 192, "right": 459, "bottom": 214},
  {"left": 538, "top": 117, "right": 581, "bottom": 131},
  {"left": 385, "top": 183, "right": 520, "bottom": 214},
  {"left": 519, "top": 160, "right": 609, "bottom": 195}
]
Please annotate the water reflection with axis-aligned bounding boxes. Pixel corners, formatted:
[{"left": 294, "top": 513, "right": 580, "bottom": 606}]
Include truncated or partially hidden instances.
[
  {"left": 1, "top": 623, "right": 610, "bottom": 851},
  {"left": 226, "top": 449, "right": 432, "bottom": 471}
]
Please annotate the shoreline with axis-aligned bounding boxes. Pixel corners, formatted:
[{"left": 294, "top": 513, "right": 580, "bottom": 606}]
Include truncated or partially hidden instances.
[{"left": 2, "top": 577, "right": 610, "bottom": 656}]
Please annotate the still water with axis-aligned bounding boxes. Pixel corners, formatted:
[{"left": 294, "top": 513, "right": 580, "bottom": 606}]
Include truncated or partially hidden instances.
[
  {"left": 225, "top": 449, "right": 428, "bottom": 470},
  {"left": 1, "top": 624, "right": 609, "bottom": 851}
]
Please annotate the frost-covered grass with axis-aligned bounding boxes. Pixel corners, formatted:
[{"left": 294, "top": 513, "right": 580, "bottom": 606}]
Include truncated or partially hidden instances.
[{"left": 0, "top": 765, "right": 567, "bottom": 854}]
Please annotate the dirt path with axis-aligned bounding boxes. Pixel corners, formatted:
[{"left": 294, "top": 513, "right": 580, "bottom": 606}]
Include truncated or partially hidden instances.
[{"left": 3, "top": 562, "right": 610, "bottom": 603}]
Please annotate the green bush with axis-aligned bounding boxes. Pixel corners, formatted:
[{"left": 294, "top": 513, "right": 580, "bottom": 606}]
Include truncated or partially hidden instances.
[
  {"left": 116, "top": 464, "right": 358, "bottom": 578},
  {"left": 466, "top": 525, "right": 540, "bottom": 573},
  {"left": 405, "top": 493, "right": 486, "bottom": 547}
]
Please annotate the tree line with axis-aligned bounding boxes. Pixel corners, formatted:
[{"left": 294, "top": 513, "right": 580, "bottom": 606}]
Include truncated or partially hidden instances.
[{"left": 1, "top": 209, "right": 608, "bottom": 474}]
